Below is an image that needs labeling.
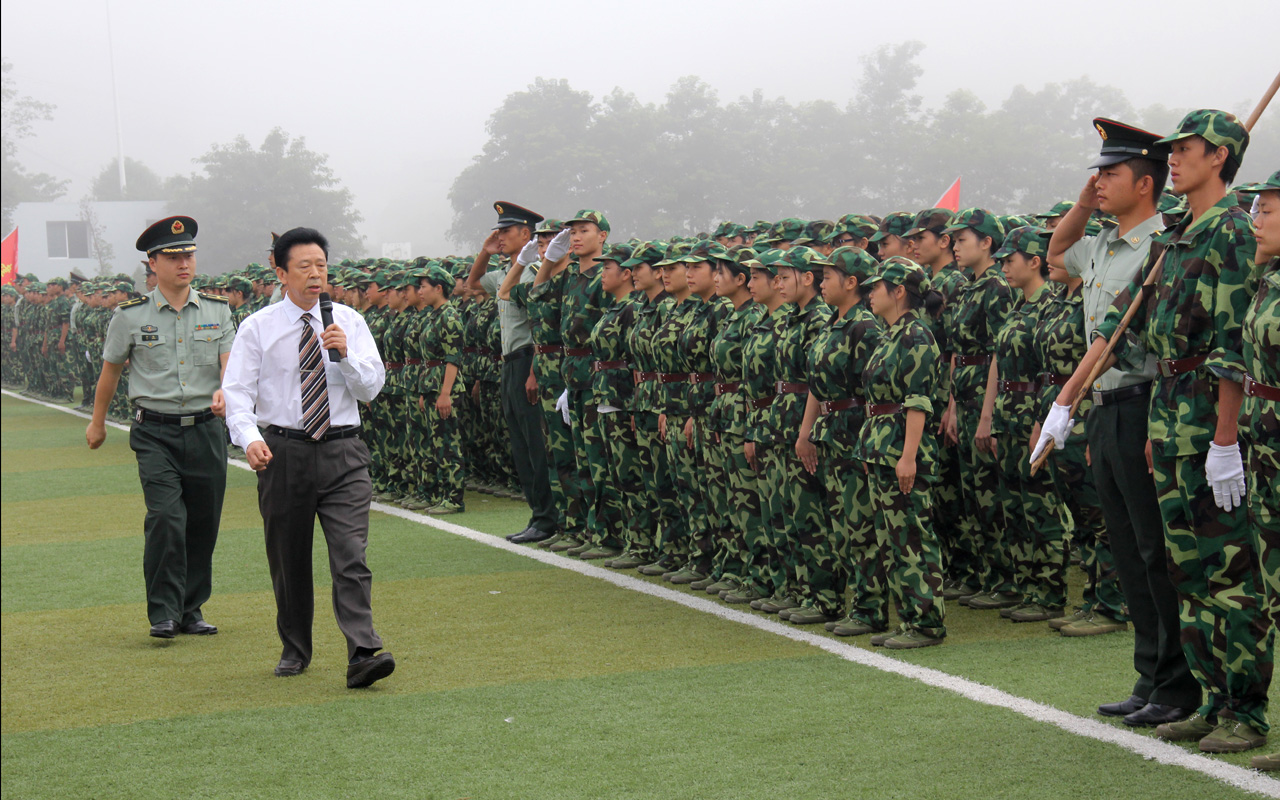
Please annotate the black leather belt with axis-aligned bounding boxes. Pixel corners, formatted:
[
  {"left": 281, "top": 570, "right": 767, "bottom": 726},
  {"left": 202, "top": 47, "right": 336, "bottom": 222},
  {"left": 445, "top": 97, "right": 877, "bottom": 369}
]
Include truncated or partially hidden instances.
[
  {"left": 1091, "top": 382, "right": 1151, "bottom": 407},
  {"left": 263, "top": 424, "right": 362, "bottom": 442},
  {"left": 135, "top": 407, "right": 215, "bottom": 426},
  {"left": 503, "top": 345, "right": 534, "bottom": 362}
]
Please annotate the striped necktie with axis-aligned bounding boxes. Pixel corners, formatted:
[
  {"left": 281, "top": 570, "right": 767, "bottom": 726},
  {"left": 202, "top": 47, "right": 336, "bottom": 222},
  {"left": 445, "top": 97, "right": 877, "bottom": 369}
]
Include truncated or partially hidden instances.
[{"left": 299, "top": 313, "right": 330, "bottom": 440}]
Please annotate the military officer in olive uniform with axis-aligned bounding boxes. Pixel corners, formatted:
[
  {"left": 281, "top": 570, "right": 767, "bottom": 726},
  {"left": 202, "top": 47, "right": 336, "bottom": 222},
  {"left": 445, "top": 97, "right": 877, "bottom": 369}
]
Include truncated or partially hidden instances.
[{"left": 85, "top": 216, "right": 235, "bottom": 639}]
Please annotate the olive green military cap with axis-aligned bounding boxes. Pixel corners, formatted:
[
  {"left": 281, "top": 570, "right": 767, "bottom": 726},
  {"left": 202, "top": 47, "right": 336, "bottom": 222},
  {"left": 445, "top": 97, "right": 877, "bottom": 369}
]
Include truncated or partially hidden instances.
[
  {"left": 492, "top": 201, "right": 544, "bottom": 230},
  {"left": 943, "top": 208, "right": 1005, "bottom": 249},
  {"left": 828, "top": 246, "right": 880, "bottom": 281},
  {"left": 870, "top": 212, "right": 915, "bottom": 242},
  {"left": 137, "top": 216, "right": 197, "bottom": 255},
  {"left": 992, "top": 225, "right": 1050, "bottom": 260},
  {"left": 565, "top": 209, "right": 611, "bottom": 233},
  {"left": 1088, "top": 118, "right": 1170, "bottom": 168},
  {"left": 1156, "top": 109, "right": 1249, "bottom": 162},
  {"left": 862, "top": 256, "right": 932, "bottom": 296}
]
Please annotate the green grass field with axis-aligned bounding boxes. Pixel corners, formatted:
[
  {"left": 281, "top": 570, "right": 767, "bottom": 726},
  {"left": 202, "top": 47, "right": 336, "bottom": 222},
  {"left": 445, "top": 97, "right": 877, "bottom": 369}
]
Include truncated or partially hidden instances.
[{"left": 2, "top": 392, "right": 1276, "bottom": 799}]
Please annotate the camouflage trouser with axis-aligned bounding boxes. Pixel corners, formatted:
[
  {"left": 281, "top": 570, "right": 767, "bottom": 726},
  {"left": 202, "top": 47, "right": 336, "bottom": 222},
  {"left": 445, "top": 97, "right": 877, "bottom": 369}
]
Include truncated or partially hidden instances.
[
  {"left": 935, "top": 439, "right": 969, "bottom": 578},
  {"left": 758, "top": 440, "right": 824, "bottom": 600},
  {"left": 540, "top": 377, "right": 579, "bottom": 535},
  {"left": 566, "top": 389, "right": 599, "bottom": 541},
  {"left": 956, "top": 398, "right": 1014, "bottom": 594},
  {"left": 790, "top": 441, "right": 848, "bottom": 617},
  {"left": 820, "top": 446, "right": 884, "bottom": 625},
  {"left": 743, "top": 440, "right": 780, "bottom": 594},
  {"left": 1250, "top": 440, "right": 1280, "bottom": 632},
  {"left": 1052, "top": 427, "right": 1125, "bottom": 618},
  {"left": 703, "top": 429, "right": 732, "bottom": 580},
  {"left": 714, "top": 433, "right": 758, "bottom": 585},
  {"left": 78, "top": 337, "right": 97, "bottom": 404},
  {"left": 1, "top": 342, "right": 19, "bottom": 384},
  {"left": 632, "top": 411, "right": 673, "bottom": 560},
  {"left": 385, "top": 393, "right": 414, "bottom": 497},
  {"left": 363, "top": 398, "right": 388, "bottom": 493},
  {"left": 458, "top": 386, "right": 481, "bottom": 483},
  {"left": 998, "top": 427, "right": 1068, "bottom": 609},
  {"left": 663, "top": 413, "right": 713, "bottom": 571},
  {"left": 481, "top": 381, "right": 512, "bottom": 486},
  {"left": 1152, "top": 451, "right": 1269, "bottom": 732},
  {"left": 603, "top": 411, "right": 647, "bottom": 555},
  {"left": 109, "top": 365, "right": 131, "bottom": 421},
  {"left": 868, "top": 464, "right": 946, "bottom": 638},
  {"left": 585, "top": 406, "right": 624, "bottom": 548},
  {"left": 406, "top": 396, "right": 436, "bottom": 504},
  {"left": 425, "top": 391, "right": 465, "bottom": 509}
]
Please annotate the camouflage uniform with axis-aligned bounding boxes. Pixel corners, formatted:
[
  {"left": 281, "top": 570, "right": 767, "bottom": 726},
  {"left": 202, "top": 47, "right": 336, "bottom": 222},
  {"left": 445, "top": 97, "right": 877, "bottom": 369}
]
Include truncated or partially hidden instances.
[
  {"left": 382, "top": 302, "right": 416, "bottom": 500},
  {"left": 806, "top": 283, "right": 883, "bottom": 620},
  {"left": 625, "top": 287, "right": 675, "bottom": 563},
  {"left": 587, "top": 285, "right": 643, "bottom": 553},
  {"left": 1099, "top": 188, "right": 1265, "bottom": 731},
  {"left": 1, "top": 290, "right": 17, "bottom": 386},
  {"left": 363, "top": 303, "right": 394, "bottom": 494},
  {"left": 1241, "top": 255, "right": 1279, "bottom": 647},
  {"left": 854, "top": 293, "right": 946, "bottom": 640},
  {"left": 416, "top": 295, "right": 467, "bottom": 511}
]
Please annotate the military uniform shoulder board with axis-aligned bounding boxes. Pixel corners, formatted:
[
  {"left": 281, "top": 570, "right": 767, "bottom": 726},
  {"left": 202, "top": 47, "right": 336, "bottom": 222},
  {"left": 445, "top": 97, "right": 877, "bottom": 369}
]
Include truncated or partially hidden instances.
[
  {"left": 117, "top": 297, "right": 147, "bottom": 309},
  {"left": 198, "top": 291, "right": 229, "bottom": 303}
]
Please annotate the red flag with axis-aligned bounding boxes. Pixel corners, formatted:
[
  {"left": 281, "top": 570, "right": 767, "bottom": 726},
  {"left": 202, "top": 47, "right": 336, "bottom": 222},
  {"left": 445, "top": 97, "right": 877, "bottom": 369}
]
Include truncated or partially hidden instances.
[
  {"left": 934, "top": 177, "right": 962, "bottom": 212},
  {"left": 0, "top": 228, "right": 16, "bottom": 286}
]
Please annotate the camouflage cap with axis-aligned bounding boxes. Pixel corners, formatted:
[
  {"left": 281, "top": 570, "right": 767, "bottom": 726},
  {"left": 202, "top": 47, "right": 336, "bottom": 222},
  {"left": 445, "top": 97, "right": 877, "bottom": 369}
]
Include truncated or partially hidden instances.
[
  {"left": 2, "top": 285, "right": 18, "bottom": 298},
  {"left": 870, "top": 211, "right": 915, "bottom": 242},
  {"left": 1157, "top": 190, "right": 1185, "bottom": 215},
  {"left": 621, "top": 240, "right": 666, "bottom": 268},
  {"left": 1037, "top": 201, "right": 1075, "bottom": 220},
  {"left": 27, "top": 282, "right": 47, "bottom": 292},
  {"left": 226, "top": 276, "right": 254, "bottom": 295},
  {"left": 1001, "top": 214, "right": 1033, "bottom": 232},
  {"left": 750, "top": 220, "right": 772, "bottom": 234},
  {"left": 862, "top": 256, "right": 932, "bottom": 297},
  {"left": 533, "top": 218, "right": 564, "bottom": 235},
  {"left": 712, "top": 221, "right": 735, "bottom": 238},
  {"left": 749, "top": 248, "right": 790, "bottom": 276},
  {"left": 833, "top": 214, "right": 878, "bottom": 240},
  {"left": 370, "top": 268, "right": 397, "bottom": 287},
  {"left": 780, "top": 246, "right": 834, "bottom": 274},
  {"left": 827, "top": 246, "right": 880, "bottom": 281},
  {"left": 992, "top": 225, "right": 1050, "bottom": 260},
  {"left": 943, "top": 208, "right": 1005, "bottom": 249},
  {"left": 655, "top": 241, "right": 691, "bottom": 267},
  {"left": 565, "top": 209, "right": 611, "bottom": 233},
  {"left": 1235, "top": 170, "right": 1280, "bottom": 195},
  {"left": 1156, "top": 109, "right": 1249, "bottom": 162},
  {"left": 425, "top": 264, "right": 456, "bottom": 291},
  {"left": 720, "top": 222, "right": 747, "bottom": 239},
  {"left": 792, "top": 219, "right": 835, "bottom": 246},
  {"left": 46, "top": 276, "right": 69, "bottom": 288},
  {"left": 600, "top": 242, "right": 636, "bottom": 265},
  {"left": 682, "top": 241, "right": 729, "bottom": 263},
  {"left": 208, "top": 275, "right": 228, "bottom": 290},
  {"left": 904, "top": 207, "right": 954, "bottom": 238},
  {"left": 758, "top": 217, "right": 806, "bottom": 244},
  {"left": 112, "top": 280, "right": 136, "bottom": 294}
]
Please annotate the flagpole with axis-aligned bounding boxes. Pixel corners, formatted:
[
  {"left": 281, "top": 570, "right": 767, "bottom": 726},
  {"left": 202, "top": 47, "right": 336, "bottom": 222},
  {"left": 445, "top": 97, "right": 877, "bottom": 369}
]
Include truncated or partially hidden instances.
[{"left": 105, "top": 0, "right": 126, "bottom": 194}]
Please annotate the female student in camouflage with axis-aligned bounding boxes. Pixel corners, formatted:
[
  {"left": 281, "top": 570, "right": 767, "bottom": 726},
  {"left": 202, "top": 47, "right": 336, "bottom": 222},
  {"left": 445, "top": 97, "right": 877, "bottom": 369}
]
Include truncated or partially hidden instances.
[
  {"left": 856, "top": 257, "right": 946, "bottom": 649},
  {"left": 415, "top": 265, "right": 466, "bottom": 515}
]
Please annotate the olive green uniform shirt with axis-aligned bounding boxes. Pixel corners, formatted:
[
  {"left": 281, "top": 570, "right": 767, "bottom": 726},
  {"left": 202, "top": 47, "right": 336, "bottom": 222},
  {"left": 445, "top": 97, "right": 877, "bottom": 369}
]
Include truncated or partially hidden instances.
[{"left": 102, "top": 288, "right": 234, "bottom": 413}]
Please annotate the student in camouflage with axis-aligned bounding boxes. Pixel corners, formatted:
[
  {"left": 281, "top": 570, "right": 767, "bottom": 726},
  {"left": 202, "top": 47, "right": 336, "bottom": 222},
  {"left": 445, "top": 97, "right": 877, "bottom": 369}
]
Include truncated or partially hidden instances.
[
  {"left": 415, "top": 265, "right": 466, "bottom": 514},
  {"left": 978, "top": 226, "right": 1069, "bottom": 622},
  {"left": 942, "top": 209, "right": 1015, "bottom": 610},
  {"left": 1236, "top": 171, "right": 1280, "bottom": 771},
  {"left": 857, "top": 257, "right": 947, "bottom": 649},
  {"left": 795, "top": 246, "right": 883, "bottom": 629}
]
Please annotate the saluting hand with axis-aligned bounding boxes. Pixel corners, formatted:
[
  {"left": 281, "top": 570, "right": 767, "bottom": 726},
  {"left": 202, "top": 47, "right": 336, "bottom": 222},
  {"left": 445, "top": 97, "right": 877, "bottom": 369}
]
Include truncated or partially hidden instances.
[{"left": 480, "top": 230, "right": 503, "bottom": 256}]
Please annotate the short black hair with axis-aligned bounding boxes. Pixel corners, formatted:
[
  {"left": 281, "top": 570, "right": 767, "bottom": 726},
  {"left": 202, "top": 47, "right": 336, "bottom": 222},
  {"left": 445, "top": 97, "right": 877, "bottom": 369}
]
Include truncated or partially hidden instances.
[
  {"left": 1197, "top": 139, "right": 1241, "bottom": 185},
  {"left": 274, "top": 227, "right": 329, "bottom": 270},
  {"left": 1124, "top": 157, "right": 1169, "bottom": 199}
]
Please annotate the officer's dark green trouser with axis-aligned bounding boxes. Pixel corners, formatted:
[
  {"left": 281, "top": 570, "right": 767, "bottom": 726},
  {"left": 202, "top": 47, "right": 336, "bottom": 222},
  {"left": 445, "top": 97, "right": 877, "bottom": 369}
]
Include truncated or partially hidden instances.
[
  {"left": 129, "top": 413, "right": 227, "bottom": 625},
  {"left": 501, "top": 348, "right": 558, "bottom": 534}
]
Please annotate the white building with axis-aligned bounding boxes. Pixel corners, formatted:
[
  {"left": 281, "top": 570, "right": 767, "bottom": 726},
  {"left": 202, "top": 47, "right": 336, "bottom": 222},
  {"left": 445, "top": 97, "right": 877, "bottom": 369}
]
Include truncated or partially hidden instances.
[{"left": 9, "top": 200, "right": 167, "bottom": 281}]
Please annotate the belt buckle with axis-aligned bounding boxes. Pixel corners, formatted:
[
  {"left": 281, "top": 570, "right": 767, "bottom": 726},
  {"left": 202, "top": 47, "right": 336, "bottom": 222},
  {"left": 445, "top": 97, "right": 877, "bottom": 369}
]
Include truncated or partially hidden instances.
[
  {"left": 1091, "top": 390, "right": 1104, "bottom": 407},
  {"left": 1157, "top": 359, "right": 1174, "bottom": 378},
  {"left": 180, "top": 415, "right": 196, "bottom": 427},
  {"left": 1244, "top": 375, "right": 1255, "bottom": 396},
  {"left": 135, "top": 408, "right": 144, "bottom": 423}
]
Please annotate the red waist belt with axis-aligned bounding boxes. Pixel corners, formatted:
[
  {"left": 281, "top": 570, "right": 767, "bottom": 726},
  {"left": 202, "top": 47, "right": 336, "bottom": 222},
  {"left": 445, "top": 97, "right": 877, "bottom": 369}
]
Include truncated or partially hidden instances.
[
  {"left": 715, "top": 382, "right": 740, "bottom": 396},
  {"left": 1157, "top": 354, "right": 1205, "bottom": 378},
  {"left": 867, "top": 403, "right": 904, "bottom": 416},
  {"left": 659, "top": 372, "right": 689, "bottom": 384},
  {"left": 955, "top": 354, "right": 991, "bottom": 367},
  {"left": 1244, "top": 374, "right": 1280, "bottom": 402},
  {"left": 997, "top": 380, "right": 1038, "bottom": 393},
  {"left": 819, "top": 397, "right": 862, "bottom": 415},
  {"left": 637, "top": 371, "right": 660, "bottom": 382},
  {"left": 592, "top": 360, "right": 628, "bottom": 372},
  {"left": 384, "top": 361, "right": 404, "bottom": 370},
  {"left": 775, "top": 381, "right": 809, "bottom": 394},
  {"left": 564, "top": 347, "right": 592, "bottom": 357},
  {"left": 405, "top": 358, "right": 423, "bottom": 366},
  {"left": 460, "top": 347, "right": 479, "bottom": 354},
  {"left": 1040, "top": 372, "right": 1070, "bottom": 387},
  {"left": 534, "top": 345, "right": 563, "bottom": 354},
  {"left": 422, "top": 360, "right": 445, "bottom": 368},
  {"left": 688, "top": 372, "right": 716, "bottom": 384},
  {"left": 749, "top": 395, "right": 776, "bottom": 410}
]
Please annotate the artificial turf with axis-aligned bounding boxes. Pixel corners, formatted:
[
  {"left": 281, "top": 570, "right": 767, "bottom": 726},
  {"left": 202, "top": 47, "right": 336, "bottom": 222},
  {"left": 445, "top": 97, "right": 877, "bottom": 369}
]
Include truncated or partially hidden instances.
[{"left": 0, "top": 393, "right": 1272, "bottom": 798}]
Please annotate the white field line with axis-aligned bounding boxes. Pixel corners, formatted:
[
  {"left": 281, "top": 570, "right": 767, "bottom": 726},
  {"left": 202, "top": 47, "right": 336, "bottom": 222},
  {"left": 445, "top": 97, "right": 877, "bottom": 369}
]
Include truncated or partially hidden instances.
[{"left": 9, "top": 388, "right": 1278, "bottom": 798}]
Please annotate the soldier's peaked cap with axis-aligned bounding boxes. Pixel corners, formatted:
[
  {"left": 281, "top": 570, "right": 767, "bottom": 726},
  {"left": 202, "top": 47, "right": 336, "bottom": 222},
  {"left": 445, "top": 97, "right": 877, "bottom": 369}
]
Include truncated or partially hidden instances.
[
  {"left": 492, "top": 201, "right": 545, "bottom": 230},
  {"left": 137, "top": 216, "right": 197, "bottom": 254},
  {"left": 1088, "top": 118, "right": 1170, "bottom": 169}
]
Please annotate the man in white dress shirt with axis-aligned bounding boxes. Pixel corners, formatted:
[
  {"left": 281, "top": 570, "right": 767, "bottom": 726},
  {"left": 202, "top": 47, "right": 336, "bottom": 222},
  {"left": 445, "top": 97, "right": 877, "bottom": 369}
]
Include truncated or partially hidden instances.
[{"left": 222, "top": 227, "right": 395, "bottom": 688}]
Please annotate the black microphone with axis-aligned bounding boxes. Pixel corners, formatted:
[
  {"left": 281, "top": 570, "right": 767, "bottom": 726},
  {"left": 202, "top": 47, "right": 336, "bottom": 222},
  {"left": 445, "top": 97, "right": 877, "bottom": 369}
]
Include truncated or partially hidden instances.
[{"left": 318, "top": 293, "right": 340, "bottom": 362}]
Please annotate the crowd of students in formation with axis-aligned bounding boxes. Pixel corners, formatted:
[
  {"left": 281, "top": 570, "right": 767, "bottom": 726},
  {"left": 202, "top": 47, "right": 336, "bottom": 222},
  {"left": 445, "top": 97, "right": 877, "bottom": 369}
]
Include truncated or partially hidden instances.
[{"left": 3, "top": 108, "right": 1277, "bottom": 764}]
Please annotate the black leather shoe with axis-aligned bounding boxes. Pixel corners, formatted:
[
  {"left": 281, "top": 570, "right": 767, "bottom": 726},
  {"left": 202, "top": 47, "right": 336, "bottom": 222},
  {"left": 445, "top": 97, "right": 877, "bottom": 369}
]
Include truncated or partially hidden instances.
[
  {"left": 274, "top": 659, "right": 306, "bottom": 677},
  {"left": 149, "top": 620, "right": 178, "bottom": 639},
  {"left": 1098, "top": 694, "right": 1146, "bottom": 717},
  {"left": 1123, "top": 703, "right": 1194, "bottom": 728},
  {"left": 347, "top": 651, "right": 395, "bottom": 688},
  {"left": 506, "top": 528, "right": 532, "bottom": 542},
  {"left": 180, "top": 620, "right": 218, "bottom": 635},
  {"left": 510, "top": 528, "right": 554, "bottom": 544}
]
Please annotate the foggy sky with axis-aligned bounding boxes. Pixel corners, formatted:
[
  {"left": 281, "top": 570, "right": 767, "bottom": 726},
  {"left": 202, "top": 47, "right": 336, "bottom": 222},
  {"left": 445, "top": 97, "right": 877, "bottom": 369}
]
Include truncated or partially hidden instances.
[{"left": 3, "top": 0, "right": 1276, "bottom": 259}]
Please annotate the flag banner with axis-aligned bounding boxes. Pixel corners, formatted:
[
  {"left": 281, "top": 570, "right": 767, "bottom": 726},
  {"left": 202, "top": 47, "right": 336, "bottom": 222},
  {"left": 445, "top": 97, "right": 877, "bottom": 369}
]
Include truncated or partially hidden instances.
[
  {"left": 934, "top": 178, "right": 961, "bottom": 212},
  {"left": 1, "top": 228, "right": 17, "bottom": 286}
]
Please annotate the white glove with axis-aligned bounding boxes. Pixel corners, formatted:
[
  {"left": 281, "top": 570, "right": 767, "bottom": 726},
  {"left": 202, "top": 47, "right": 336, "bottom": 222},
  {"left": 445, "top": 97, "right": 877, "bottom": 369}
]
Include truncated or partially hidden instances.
[
  {"left": 1029, "top": 402, "right": 1074, "bottom": 465},
  {"left": 555, "top": 389, "right": 571, "bottom": 426},
  {"left": 516, "top": 240, "right": 540, "bottom": 267},
  {"left": 1205, "top": 441, "right": 1246, "bottom": 511},
  {"left": 545, "top": 229, "right": 572, "bottom": 262}
]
